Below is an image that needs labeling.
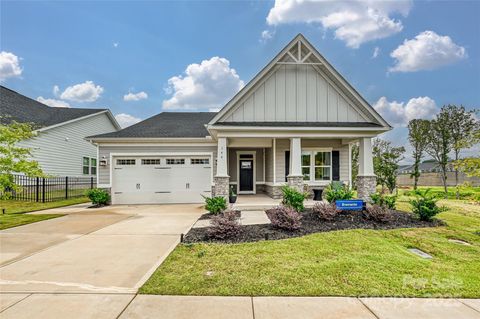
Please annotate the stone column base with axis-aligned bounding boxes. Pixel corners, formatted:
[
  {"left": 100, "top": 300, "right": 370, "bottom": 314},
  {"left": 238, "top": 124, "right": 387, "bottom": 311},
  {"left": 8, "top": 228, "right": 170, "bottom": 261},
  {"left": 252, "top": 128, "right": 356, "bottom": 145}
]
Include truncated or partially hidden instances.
[
  {"left": 356, "top": 175, "right": 376, "bottom": 201},
  {"left": 287, "top": 175, "right": 304, "bottom": 193},
  {"left": 213, "top": 176, "right": 230, "bottom": 199}
]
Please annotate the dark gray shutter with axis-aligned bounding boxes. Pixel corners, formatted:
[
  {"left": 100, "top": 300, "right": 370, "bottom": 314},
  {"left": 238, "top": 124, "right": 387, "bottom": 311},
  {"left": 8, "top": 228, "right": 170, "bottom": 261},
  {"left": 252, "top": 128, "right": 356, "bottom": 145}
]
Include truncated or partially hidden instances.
[
  {"left": 332, "top": 151, "right": 340, "bottom": 181},
  {"left": 285, "top": 151, "right": 290, "bottom": 182}
]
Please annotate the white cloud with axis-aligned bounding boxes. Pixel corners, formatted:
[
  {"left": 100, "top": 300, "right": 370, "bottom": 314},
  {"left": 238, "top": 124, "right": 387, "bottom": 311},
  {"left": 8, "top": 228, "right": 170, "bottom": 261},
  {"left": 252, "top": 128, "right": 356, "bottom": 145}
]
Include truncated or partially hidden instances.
[
  {"left": 115, "top": 113, "right": 141, "bottom": 128},
  {"left": 266, "top": 0, "right": 412, "bottom": 48},
  {"left": 372, "top": 46, "right": 380, "bottom": 58},
  {"left": 0, "top": 51, "right": 23, "bottom": 81},
  {"left": 113, "top": 42, "right": 119, "bottom": 48},
  {"left": 389, "top": 31, "right": 467, "bottom": 72},
  {"left": 209, "top": 108, "right": 221, "bottom": 112},
  {"left": 53, "top": 85, "right": 60, "bottom": 97},
  {"left": 123, "top": 91, "right": 148, "bottom": 101},
  {"left": 59, "top": 81, "right": 104, "bottom": 102},
  {"left": 37, "top": 96, "right": 71, "bottom": 108},
  {"left": 260, "top": 30, "right": 275, "bottom": 42},
  {"left": 163, "top": 56, "right": 244, "bottom": 110},
  {"left": 373, "top": 96, "right": 437, "bottom": 127}
]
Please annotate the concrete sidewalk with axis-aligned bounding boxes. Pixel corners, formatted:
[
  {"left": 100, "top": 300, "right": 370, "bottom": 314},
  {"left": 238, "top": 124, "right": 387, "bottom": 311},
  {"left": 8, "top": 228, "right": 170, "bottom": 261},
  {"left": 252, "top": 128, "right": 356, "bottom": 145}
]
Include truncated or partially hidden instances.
[{"left": 1, "top": 294, "right": 479, "bottom": 319}]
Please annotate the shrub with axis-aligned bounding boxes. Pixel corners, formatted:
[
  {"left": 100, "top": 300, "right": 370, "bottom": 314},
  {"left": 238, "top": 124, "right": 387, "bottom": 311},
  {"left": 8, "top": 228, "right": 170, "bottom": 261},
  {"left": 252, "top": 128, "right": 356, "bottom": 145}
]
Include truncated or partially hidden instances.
[
  {"left": 312, "top": 202, "right": 338, "bottom": 221},
  {"left": 324, "top": 182, "right": 354, "bottom": 203},
  {"left": 208, "top": 211, "right": 241, "bottom": 239},
  {"left": 204, "top": 196, "right": 227, "bottom": 214},
  {"left": 370, "top": 193, "right": 397, "bottom": 210},
  {"left": 266, "top": 205, "right": 302, "bottom": 231},
  {"left": 363, "top": 204, "right": 391, "bottom": 223},
  {"left": 85, "top": 188, "right": 110, "bottom": 206},
  {"left": 410, "top": 189, "right": 444, "bottom": 221},
  {"left": 281, "top": 186, "right": 308, "bottom": 212}
]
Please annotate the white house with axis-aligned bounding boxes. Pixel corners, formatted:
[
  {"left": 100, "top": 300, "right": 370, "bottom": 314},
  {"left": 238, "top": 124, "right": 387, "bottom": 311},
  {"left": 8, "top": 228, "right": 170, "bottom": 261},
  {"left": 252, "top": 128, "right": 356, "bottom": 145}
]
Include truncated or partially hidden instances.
[
  {"left": 0, "top": 86, "right": 120, "bottom": 177},
  {"left": 89, "top": 34, "right": 391, "bottom": 205}
]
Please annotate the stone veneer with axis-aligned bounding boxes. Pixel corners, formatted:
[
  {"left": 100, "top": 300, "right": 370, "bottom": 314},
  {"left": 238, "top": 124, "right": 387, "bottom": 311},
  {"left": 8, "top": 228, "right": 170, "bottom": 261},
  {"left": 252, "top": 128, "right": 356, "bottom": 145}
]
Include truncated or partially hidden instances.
[
  {"left": 356, "top": 175, "right": 376, "bottom": 201},
  {"left": 264, "top": 184, "right": 283, "bottom": 199},
  {"left": 287, "top": 175, "right": 304, "bottom": 193},
  {"left": 213, "top": 176, "right": 229, "bottom": 199}
]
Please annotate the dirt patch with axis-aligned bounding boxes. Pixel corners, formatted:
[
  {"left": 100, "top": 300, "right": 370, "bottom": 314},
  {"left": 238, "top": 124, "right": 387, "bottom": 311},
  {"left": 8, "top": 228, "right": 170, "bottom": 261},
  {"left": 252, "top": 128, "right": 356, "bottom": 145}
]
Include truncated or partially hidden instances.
[{"left": 184, "top": 209, "right": 444, "bottom": 244}]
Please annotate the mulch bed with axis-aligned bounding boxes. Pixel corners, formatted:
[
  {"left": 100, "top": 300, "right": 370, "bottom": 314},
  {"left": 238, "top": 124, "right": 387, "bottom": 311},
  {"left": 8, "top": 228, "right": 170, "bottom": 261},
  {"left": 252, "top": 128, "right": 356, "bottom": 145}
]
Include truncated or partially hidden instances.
[
  {"left": 198, "top": 210, "right": 241, "bottom": 220},
  {"left": 184, "top": 209, "right": 444, "bottom": 244}
]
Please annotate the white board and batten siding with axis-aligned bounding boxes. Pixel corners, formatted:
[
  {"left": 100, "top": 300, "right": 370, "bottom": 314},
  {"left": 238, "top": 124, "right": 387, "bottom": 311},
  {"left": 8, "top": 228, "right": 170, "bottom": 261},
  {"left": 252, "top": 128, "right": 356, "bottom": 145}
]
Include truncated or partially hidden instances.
[
  {"left": 18, "top": 112, "right": 117, "bottom": 177},
  {"left": 221, "top": 64, "right": 373, "bottom": 123}
]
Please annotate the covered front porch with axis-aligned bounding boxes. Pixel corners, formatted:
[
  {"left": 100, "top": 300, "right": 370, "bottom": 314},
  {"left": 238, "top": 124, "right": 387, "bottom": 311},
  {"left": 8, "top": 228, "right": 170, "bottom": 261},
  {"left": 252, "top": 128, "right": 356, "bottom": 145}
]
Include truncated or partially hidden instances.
[{"left": 212, "top": 136, "right": 376, "bottom": 201}]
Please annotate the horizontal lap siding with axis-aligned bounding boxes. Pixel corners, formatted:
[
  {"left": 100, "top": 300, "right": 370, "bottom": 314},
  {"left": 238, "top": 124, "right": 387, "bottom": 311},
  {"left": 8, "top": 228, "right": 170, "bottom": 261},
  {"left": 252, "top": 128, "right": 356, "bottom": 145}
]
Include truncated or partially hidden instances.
[
  {"left": 98, "top": 145, "right": 217, "bottom": 185},
  {"left": 18, "top": 113, "right": 117, "bottom": 177}
]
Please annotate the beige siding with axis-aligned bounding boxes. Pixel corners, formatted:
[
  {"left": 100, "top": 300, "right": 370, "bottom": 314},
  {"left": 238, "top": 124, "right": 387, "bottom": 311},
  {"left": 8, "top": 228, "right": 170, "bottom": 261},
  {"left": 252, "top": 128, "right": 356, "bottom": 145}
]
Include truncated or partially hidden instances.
[
  {"left": 222, "top": 64, "right": 370, "bottom": 123},
  {"left": 265, "top": 147, "right": 274, "bottom": 183},
  {"left": 98, "top": 145, "right": 216, "bottom": 185},
  {"left": 18, "top": 113, "right": 117, "bottom": 177}
]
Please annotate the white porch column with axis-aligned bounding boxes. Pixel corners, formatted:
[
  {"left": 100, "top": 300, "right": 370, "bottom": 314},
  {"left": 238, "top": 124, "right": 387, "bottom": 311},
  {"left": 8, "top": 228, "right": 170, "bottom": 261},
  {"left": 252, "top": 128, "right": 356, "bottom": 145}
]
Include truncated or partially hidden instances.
[
  {"left": 357, "top": 137, "right": 376, "bottom": 201},
  {"left": 287, "top": 137, "right": 304, "bottom": 192},
  {"left": 216, "top": 137, "right": 228, "bottom": 177},
  {"left": 213, "top": 137, "right": 229, "bottom": 199}
]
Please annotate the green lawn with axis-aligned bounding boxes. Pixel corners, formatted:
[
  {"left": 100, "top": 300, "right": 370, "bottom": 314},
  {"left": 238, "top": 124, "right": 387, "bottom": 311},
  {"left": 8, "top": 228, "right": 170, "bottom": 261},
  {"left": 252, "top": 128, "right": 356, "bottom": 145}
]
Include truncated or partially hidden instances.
[
  {"left": 0, "top": 197, "right": 89, "bottom": 230},
  {"left": 140, "top": 197, "right": 480, "bottom": 297}
]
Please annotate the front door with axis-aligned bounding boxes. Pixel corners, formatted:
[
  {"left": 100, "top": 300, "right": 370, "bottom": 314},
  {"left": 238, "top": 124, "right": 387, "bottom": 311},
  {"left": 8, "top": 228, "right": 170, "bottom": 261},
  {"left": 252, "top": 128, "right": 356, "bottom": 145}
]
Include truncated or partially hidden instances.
[{"left": 239, "top": 159, "right": 254, "bottom": 193}]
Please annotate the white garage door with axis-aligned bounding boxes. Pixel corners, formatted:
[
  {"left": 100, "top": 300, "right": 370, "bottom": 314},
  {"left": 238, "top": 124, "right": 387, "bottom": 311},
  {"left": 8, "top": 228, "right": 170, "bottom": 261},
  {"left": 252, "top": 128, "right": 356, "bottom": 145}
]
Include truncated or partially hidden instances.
[{"left": 112, "top": 155, "right": 212, "bottom": 204}]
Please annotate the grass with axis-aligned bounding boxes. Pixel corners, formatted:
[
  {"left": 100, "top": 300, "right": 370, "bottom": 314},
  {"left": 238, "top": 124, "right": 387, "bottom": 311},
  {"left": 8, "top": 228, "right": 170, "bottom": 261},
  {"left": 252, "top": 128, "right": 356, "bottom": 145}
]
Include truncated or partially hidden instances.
[
  {"left": 140, "top": 194, "right": 480, "bottom": 297},
  {"left": 0, "top": 197, "right": 89, "bottom": 230}
]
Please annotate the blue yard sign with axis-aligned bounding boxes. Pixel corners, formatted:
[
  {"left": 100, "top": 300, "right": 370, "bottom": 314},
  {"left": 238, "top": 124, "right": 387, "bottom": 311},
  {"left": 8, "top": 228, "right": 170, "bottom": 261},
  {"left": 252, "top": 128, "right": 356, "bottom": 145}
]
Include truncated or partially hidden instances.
[{"left": 335, "top": 200, "right": 364, "bottom": 211}]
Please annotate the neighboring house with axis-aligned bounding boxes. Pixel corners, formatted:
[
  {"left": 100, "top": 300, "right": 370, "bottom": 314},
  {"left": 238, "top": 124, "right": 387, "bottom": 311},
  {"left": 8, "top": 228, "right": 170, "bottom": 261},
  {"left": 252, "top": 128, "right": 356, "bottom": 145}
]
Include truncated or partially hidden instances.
[
  {"left": 397, "top": 160, "right": 455, "bottom": 175},
  {"left": 0, "top": 86, "right": 121, "bottom": 177},
  {"left": 89, "top": 34, "right": 391, "bottom": 205}
]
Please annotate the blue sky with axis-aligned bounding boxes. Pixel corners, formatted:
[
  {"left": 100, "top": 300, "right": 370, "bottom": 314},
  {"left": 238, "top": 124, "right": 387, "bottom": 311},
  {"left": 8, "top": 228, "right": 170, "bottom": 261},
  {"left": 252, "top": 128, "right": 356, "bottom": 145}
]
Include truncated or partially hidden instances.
[{"left": 1, "top": 1, "right": 479, "bottom": 162}]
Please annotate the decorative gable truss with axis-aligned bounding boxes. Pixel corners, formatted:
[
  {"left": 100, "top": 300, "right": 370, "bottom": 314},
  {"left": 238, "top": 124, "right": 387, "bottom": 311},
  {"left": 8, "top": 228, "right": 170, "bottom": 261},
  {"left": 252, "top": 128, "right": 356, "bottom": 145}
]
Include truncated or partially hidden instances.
[{"left": 209, "top": 34, "right": 390, "bottom": 128}]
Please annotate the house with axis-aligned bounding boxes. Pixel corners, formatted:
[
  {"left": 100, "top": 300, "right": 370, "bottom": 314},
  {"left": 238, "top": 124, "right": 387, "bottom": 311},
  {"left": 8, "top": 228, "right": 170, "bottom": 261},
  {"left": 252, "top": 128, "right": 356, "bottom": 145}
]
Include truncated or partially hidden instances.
[
  {"left": 88, "top": 34, "right": 391, "bottom": 205},
  {"left": 397, "top": 159, "right": 455, "bottom": 175},
  {"left": 0, "top": 86, "right": 120, "bottom": 177}
]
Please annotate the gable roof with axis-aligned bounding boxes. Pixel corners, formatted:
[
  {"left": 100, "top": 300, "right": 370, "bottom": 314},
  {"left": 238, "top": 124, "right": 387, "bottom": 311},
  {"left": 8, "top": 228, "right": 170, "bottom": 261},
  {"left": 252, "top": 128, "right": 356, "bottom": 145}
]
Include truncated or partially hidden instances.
[
  {"left": 208, "top": 34, "right": 390, "bottom": 129},
  {"left": 88, "top": 112, "right": 216, "bottom": 139},
  {"left": 0, "top": 86, "right": 120, "bottom": 130}
]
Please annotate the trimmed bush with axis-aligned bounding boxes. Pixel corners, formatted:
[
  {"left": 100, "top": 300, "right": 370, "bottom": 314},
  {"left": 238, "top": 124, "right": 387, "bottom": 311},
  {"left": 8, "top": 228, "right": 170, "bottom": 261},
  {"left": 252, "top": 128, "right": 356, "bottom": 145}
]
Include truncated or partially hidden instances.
[
  {"left": 324, "top": 182, "right": 354, "bottom": 203},
  {"left": 281, "top": 186, "right": 308, "bottom": 212},
  {"left": 363, "top": 204, "right": 391, "bottom": 223},
  {"left": 312, "top": 202, "right": 338, "bottom": 221},
  {"left": 266, "top": 205, "right": 302, "bottom": 231},
  {"left": 370, "top": 193, "right": 397, "bottom": 210},
  {"left": 208, "top": 210, "right": 241, "bottom": 239},
  {"left": 85, "top": 188, "right": 110, "bottom": 206},
  {"left": 410, "top": 189, "right": 444, "bottom": 221},
  {"left": 204, "top": 196, "right": 227, "bottom": 215}
]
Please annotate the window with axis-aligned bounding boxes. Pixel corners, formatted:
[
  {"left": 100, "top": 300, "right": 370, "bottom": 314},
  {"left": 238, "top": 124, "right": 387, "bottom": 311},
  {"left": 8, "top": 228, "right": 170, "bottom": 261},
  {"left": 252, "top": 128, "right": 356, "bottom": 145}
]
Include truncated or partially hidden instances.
[
  {"left": 166, "top": 158, "right": 185, "bottom": 165},
  {"left": 191, "top": 158, "right": 209, "bottom": 165},
  {"left": 142, "top": 159, "right": 161, "bottom": 165},
  {"left": 83, "top": 157, "right": 90, "bottom": 175},
  {"left": 301, "top": 150, "right": 332, "bottom": 182},
  {"left": 90, "top": 158, "right": 97, "bottom": 175},
  {"left": 117, "top": 159, "right": 136, "bottom": 165}
]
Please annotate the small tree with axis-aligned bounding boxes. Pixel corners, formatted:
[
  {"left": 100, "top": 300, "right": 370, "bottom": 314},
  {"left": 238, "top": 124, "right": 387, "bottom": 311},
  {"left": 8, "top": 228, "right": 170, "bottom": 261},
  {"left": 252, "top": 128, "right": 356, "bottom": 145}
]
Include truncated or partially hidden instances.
[
  {"left": 442, "top": 105, "right": 479, "bottom": 198},
  {"left": 373, "top": 139, "right": 405, "bottom": 194},
  {"left": 351, "top": 143, "right": 359, "bottom": 189},
  {"left": 0, "top": 121, "right": 43, "bottom": 198},
  {"left": 425, "top": 110, "right": 452, "bottom": 197},
  {"left": 408, "top": 119, "right": 430, "bottom": 190},
  {"left": 454, "top": 157, "right": 480, "bottom": 178}
]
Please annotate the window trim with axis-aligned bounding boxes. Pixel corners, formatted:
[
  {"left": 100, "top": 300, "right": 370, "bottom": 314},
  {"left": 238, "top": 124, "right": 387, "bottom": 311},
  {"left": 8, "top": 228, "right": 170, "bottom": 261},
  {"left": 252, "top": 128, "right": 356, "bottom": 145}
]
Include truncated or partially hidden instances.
[
  {"left": 83, "top": 157, "right": 98, "bottom": 175},
  {"left": 301, "top": 148, "right": 333, "bottom": 183},
  {"left": 191, "top": 158, "right": 210, "bottom": 165},
  {"left": 166, "top": 158, "right": 185, "bottom": 165},
  {"left": 116, "top": 159, "right": 136, "bottom": 166}
]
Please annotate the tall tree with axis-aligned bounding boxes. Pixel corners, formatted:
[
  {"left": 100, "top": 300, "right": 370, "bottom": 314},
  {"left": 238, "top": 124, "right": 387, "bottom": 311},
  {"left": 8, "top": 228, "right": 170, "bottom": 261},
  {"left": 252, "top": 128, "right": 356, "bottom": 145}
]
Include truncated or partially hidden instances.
[
  {"left": 0, "top": 121, "right": 44, "bottom": 198},
  {"left": 425, "top": 110, "right": 452, "bottom": 197},
  {"left": 373, "top": 139, "right": 405, "bottom": 194},
  {"left": 442, "top": 105, "right": 479, "bottom": 198},
  {"left": 453, "top": 130, "right": 480, "bottom": 178},
  {"left": 408, "top": 119, "right": 430, "bottom": 190}
]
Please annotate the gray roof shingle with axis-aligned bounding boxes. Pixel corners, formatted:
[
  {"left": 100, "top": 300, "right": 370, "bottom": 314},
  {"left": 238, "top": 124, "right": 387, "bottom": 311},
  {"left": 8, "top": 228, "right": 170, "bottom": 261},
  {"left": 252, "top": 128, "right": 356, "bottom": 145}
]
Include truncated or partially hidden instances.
[
  {"left": 0, "top": 86, "right": 107, "bottom": 128},
  {"left": 89, "top": 112, "right": 217, "bottom": 139}
]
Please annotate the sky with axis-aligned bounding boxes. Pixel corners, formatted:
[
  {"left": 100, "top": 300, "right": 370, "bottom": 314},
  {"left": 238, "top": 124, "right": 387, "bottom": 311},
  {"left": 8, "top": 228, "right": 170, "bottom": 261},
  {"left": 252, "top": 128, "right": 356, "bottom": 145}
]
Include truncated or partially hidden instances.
[{"left": 1, "top": 0, "right": 479, "bottom": 163}]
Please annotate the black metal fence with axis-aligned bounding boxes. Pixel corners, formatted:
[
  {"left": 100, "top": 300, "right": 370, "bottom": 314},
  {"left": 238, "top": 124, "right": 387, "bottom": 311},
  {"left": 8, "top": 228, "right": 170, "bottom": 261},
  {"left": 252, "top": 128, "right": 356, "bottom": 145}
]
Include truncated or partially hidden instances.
[{"left": 8, "top": 175, "right": 96, "bottom": 202}]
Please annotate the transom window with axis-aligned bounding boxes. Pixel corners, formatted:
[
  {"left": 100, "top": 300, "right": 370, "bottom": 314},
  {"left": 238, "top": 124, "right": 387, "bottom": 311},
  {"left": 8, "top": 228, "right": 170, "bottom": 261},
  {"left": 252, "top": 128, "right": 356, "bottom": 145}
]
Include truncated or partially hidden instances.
[
  {"left": 301, "top": 150, "right": 332, "bottom": 182},
  {"left": 166, "top": 158, "right": 185, "bottom": 165},
  {"left": 142, "top": 159, "right": 161, "bottom": 165},
  {"left": 117, "top": 159, "right": 136, "bottom": 165},
  {"left": 83, "top": 157, "right": 97, "bottom": 175},
  {"left": 191, "top": 158, "right": 209, "bottom": 165}
]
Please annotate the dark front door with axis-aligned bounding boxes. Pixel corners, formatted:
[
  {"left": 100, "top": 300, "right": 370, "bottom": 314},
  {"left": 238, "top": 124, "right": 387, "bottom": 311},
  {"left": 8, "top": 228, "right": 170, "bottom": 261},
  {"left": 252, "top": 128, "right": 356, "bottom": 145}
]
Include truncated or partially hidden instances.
[{"left": 239, "top": 159, "right": 254, "bottom": 192}]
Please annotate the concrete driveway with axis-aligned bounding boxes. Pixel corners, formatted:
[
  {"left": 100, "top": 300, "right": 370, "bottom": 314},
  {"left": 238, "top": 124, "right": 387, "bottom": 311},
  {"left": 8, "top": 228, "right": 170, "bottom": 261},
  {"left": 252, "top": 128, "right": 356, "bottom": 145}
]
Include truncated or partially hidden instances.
[{"left": 0, "top": 204, "right": 203, "bottom": 293}]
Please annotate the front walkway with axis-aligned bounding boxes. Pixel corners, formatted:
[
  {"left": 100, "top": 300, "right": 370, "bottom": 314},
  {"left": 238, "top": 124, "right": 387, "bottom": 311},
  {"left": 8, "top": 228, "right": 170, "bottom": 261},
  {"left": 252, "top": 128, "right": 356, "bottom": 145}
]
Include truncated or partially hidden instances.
[{"left": 1, "top": 294, "right": 479, "bottom": 318}]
